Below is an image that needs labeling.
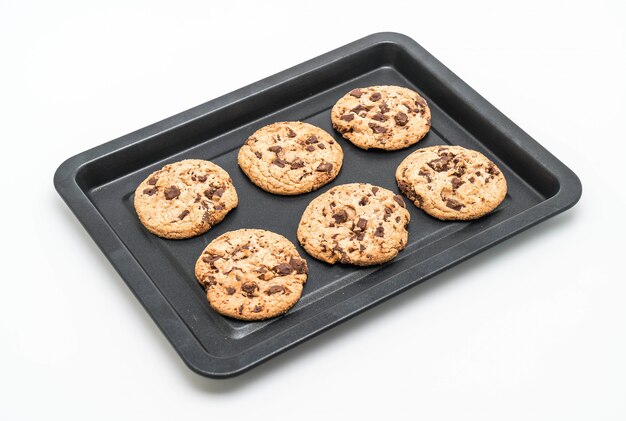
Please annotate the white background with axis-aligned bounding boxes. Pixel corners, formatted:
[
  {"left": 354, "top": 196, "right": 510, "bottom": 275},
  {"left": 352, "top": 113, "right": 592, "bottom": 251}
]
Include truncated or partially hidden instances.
[{"left": 1, "top": 1, "right": 625, "bottom": 419}]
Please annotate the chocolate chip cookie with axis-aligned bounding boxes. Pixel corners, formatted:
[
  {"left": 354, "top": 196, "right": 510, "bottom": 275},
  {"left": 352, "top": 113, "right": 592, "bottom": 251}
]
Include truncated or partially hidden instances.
[
  {"left": 297, "top": 183, "right": 410, "bottom": 265},
  {"left": 396, "top": 145, "right": 507, "bottom": 220},
  {"left": 238, "top": 121, "right": 343, "bottom": 195},
  {"left": 195, "top": 229, "right": 307, "bottom": 320},
  {"left": 134, "top": 159, "right": 238, "bottom": 239},
  {"left": 331, "top": 85, "right": 431, "bottom": 150}
]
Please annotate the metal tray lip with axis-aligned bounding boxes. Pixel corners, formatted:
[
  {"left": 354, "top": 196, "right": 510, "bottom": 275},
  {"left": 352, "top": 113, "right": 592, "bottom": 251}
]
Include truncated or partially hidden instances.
[{"left": 54, "top": 32, "right": 582, "bottom": 378}]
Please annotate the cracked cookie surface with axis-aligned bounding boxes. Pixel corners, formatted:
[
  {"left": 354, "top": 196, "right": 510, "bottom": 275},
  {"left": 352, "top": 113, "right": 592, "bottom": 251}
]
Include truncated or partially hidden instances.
[
  {"left": 331, "top": 85, "right": 431, "bottom": 150},
  {"left": 297, "top": 183, "right": 410, "bottom": 266},
  {"left": 396, "top": 145, "right": 507, "bottom": 220},
  {"left": 195, "top": 229, "right": 307, "bottom": 320},
  {"left": 134, "top": 159, "right": 238, "bottom": 239},
  {"left": 238, "top": 121, "right": 343, "bottom": 195}
]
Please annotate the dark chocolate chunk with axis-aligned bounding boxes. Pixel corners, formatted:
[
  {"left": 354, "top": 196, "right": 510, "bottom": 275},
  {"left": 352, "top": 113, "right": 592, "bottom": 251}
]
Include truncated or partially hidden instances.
[
  {"left": 332, "top": 245, "right": 345, "bottom": 256},
  {"left": 204, "top": 187, "right": 215, "bottom": 199},
  {"left": 486, "top": 163, "right": 500, "bottom": 176},
  {"left": 397, "top": 181, "right": 415, "bottom": 200},
  {"left": 289, "top": 257, "right": 307, "bottom": 274},
  {"left": 147, "top": 177, "right": 158, "bottom": 185},
  {"left": 370, "top": 92, "right": 381, "bottom": 101},
  {"left": 349, "top": 88, "right": 362, "bottom": 98},
  {"left": 418, "top": 169, "right": 432, "bottom": 183},
  {"left": 213, "top": 188, "right": 225, "bottom": 198},
  {"left": 356, "top": 218, "right": 367, "bottom": 230},
  {"left": 274, "top": 263, "right": 293, "bottom": 276},
  {"left": 332, "top": 209, "right": 348, "bottom": 224},
  {"left": 316, "top": 163, "right": 333, "bottom": 172},
  {"left": 214, "top": 205, "right": 223, "bottom": 210},
  {"left": 306, "top": 145, "right": 316, "bottom": 152},
  {"left": 268, "top": 145, "right": 282, "bottom": 153},
  {"left": 394, "top": 112, "right": 408, "bottom": 126},
  {"left": 372, "top": 186, "right": 379, "bottom": 195},
  {"left": 266, "top": 285, "right": 285, "bottom": 295},
  {"left": 375, "top": 226, "right": 385, "bottom": 237},
  {"left": 241, "top": 282, "right": 259, "bottom": 297},
  {"left": 143, "top": 187, "right": 157, "bottom": 196},
  {"left": 379, "top": 103, "right": 390, "bottom": 113},
  {"left": 368, "top": 123, "right": 387, "bottom": 134},
  {"left": 451, "top": 177, "right": 464, "bottom": 190},
  {"left": 255, "top": 151, "right": 262, "bottom": 159},
  {"left": 197, "top": 175, "right": 208, "bottom": 182},
  {"left": 290, "top": 158, "right": 305, "bottom": 169},
  {"left": 204, "top": 276, "right": 216, "bottom": 287},
  {"left": 178, "top": 210, "right": 190, "bottom": 220},
  {"left": 286, "top": 127, "right": 297, "bottom": 138},
  {"left": 469, "top": 176, "right": 476, "bottom": 183},
  {"left": 226, "top": 287, "right": 236, "bottom": 295},
  {"left": 253, "top": 305, "right": 262, "bottom": 313},
  {"left": 305, "top": 135, "right": 318, "bottom": 144},
  {"left": 359, "top": 196, "right": 369, "bottom": 206},
  {"left": 318, "top": 143, "right": 326, "bottom": 149},
  {"left": 164, "top": 185, "right": 180, "bottom": 200},
  {"left": 393, "top": 195, "right": 406, "bottom": 208},
  {"left": 351, "top": 104, "right": 369, "bottom": 114},
  {"left": 272, "top": 158, "right": 286, "bottom": 168},
  {"left": 341, "top": 113, "right": 355, "bottom": 122},
  {"left": 415, "top": 194, "right": 424, "bottom": 206},
  {"left": 427, "top": 156, "right": 452, "bottom": 172},
  {"left": 372, "top": 112, "right": 387, "bottom": 122},
  {"left": 451, "top": 167, "right": 465, "bottom": 177},
  {"left": 446, "top": 198, "right": 464, "bottom": 211}
]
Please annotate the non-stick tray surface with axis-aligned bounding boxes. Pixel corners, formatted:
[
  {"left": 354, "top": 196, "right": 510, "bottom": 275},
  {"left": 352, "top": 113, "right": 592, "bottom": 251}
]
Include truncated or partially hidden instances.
[{"left": 54, "top": 33, "right": 582, "bottom": 378}]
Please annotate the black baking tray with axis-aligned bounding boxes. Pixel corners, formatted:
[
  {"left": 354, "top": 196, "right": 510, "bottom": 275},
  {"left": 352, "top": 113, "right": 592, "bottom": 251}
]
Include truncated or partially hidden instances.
[{"left": 54, "top": 32, "right": 581, "bottom": 378}]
